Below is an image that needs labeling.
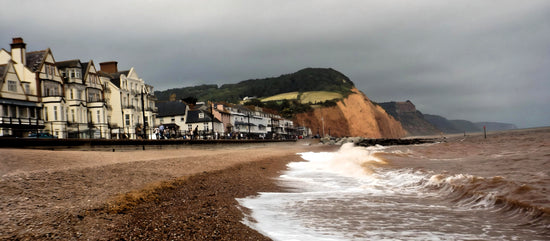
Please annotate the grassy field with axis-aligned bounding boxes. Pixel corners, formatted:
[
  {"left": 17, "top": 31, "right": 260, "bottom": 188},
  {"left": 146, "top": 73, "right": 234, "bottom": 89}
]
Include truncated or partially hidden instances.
[
  {"left": 299, "top": 91, "right": 342, "bottom": 104},
  {"left": 261, "top": 92, "right": 300, "bottom": 102},
  {"left": 259, "top": 91, "right": 343, "bottom": 104}
]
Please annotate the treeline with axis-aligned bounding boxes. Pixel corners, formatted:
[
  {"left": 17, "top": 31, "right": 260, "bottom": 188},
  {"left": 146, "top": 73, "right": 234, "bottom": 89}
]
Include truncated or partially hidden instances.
[{"left": 154, "top": 68, "right": 355, "bottom": 103}]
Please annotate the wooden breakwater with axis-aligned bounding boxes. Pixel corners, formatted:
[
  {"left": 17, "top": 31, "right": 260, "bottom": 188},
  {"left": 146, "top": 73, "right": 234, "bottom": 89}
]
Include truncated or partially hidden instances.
[
  {"left": 355, "top": 138, "right": 438, "bottom": 147},
  {"left": 0, "top": 138, "right": 296, "bottom": 150}
]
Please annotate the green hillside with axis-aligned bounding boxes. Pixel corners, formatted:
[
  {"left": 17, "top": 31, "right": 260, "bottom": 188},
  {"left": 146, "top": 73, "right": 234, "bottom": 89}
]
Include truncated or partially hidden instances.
[{"left": 154, "top": 68, "right": 355, "bottom": 103}]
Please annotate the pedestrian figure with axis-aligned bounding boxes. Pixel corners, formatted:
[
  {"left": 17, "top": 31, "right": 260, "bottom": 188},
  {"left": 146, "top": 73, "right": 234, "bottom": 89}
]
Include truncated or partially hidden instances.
[{"left": 159, "top": 124, "right": 165, "bottom": 139}]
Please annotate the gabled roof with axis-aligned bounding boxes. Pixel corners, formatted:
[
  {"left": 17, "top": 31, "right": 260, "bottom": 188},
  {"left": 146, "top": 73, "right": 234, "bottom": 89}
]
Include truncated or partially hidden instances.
[
  {"left": 157, "top": 101, "right": 188, "bottom": 117},
  {"left": 186, "top": 109, "right": 221, "bottom": 123},
  {"left": 99, "top": 70, "right": 130, "bottom": 88},
  {"left": 25, "top": 50, "right": 47, "bottom": 72},
  {"left": 56, "top": 59, "right": 81, "bottom": 69}
]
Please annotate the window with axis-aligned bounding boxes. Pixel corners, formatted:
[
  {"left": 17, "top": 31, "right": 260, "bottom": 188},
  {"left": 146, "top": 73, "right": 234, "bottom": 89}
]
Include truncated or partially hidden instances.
[
  {"left": 97, "top": 110, "right": 100, "bottom": 123},
  {"left": 198, "top": 113, "right": 204, "bottom": 119},
  {"left": 71, "top": 109, "right": 75, "bottom": 122},
  {"left": 9, "top": 106, "right": 15, "bottom": 117},
  {"left": 77, "top": 90, "right": 82, "bottom": 100},
  {"left": 54, "top": 106, "right": 58, "bottom": 121},
  {"left": 24, "top": 83, "right": 30, "bottom": 94},
  {"left": 188, "top": 124, "right": 192, "bottom": 130},
  {"left": 8, "top": 81, "right": 17, "bottom": 92},
  {"left": 71, "top": 90, "right": 74, "bottom": 99},
  {"left": 44, "top": 107, "right": 48, "bottom": 121},
  {"left": 180, "top": 117, "right": 184, "bottom": 122},
  {"left": 18, "top": 107, "right": 27, "bottom": 117},
  {"left": 125, "top": 114, "right": 130, "bottom": 126},
  {"left": 2, "top": 105, "right": 8, "bottom": 117}
]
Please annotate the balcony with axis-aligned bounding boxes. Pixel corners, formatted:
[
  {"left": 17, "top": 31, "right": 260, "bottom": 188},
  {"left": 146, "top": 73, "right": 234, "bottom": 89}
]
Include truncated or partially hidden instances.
[{"left": 0, "top": 117, "right": 45, "bottom": 127}]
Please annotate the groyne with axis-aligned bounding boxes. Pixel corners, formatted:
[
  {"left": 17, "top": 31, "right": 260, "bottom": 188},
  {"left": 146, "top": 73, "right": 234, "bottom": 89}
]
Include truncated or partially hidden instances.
[
  {"left": 355, "top": 138, "right": 438, "bottom": 147},
  {"left": 318, "top": 136, "right": 439, "bottom": 146}
]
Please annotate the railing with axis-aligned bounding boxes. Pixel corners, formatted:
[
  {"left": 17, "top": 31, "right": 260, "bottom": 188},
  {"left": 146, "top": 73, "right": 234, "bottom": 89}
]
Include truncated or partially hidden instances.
[{"left": 0, "top": 117, "right": 44, "bottom": 126}]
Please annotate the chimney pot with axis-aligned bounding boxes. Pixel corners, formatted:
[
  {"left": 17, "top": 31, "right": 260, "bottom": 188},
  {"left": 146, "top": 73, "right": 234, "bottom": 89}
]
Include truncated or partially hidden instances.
[{"left": 12, "top": 37, "right": 24, "bottom": 44}]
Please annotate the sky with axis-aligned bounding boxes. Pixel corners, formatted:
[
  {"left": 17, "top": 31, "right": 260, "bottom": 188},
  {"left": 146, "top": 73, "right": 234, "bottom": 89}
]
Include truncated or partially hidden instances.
[{"left": 2, "top": 0, "right": 549, "bottom": 128}]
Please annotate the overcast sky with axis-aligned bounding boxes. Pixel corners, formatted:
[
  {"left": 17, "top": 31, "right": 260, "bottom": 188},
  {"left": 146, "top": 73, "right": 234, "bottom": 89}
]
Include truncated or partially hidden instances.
[{"left": 2, "top": 0, "right": 549, "bottom": 128}]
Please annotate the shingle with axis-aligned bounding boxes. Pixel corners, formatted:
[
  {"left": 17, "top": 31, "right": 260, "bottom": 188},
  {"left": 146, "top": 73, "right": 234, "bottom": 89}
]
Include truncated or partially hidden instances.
[
  {"left": 55, "top": 59, "right": 81, "bottom": 69},
  {"left": 25, "top": 50, "right": 47, "bottom": 72},
  {"left": 186, "top": 110, "right": 221, "bottom": 123},
  {"left": 99, "top": 70, "right": 130, "bottom": 88},
  {"left": 156, "top": 101, "right": 187, "bottom": 117}
]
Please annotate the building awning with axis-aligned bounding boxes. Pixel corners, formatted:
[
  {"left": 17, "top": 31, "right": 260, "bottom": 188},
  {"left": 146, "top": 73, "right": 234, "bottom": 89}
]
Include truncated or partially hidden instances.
[{"left": 0, "top": 99, "right": 41, "bottom": 107}]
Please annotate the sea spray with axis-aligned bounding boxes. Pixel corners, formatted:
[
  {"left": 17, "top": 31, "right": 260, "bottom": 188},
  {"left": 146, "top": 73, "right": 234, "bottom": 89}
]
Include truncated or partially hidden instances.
[
  {"left": 298, "top": 143, "right": 387, "bottom": 178},
  {"left": 239, "top": 130, "right": 550, "bottom": 240}
]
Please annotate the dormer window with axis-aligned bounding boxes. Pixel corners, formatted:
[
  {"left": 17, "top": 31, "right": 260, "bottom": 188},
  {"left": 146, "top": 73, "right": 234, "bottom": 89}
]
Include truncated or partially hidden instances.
[
  {"left": 8, "top": 81, "right": 17, "bottom": 92},
  {"left": 198, "top": 113, "right": 204, "bottom": 119}
]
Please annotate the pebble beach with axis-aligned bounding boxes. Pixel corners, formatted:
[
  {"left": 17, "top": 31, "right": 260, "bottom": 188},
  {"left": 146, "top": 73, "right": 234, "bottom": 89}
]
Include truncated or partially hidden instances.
[{"left": 0, "top": 141, "right": 334, "bottom": 240}]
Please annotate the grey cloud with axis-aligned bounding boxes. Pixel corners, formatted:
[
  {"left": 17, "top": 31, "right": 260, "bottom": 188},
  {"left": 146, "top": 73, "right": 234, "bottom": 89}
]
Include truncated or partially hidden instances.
[{"left": 1, "top": 0, "right": 549, "bottom": 128}]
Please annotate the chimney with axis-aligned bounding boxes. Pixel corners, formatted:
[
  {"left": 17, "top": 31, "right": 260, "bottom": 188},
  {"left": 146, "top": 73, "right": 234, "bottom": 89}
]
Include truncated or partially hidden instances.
[
  {"left": 10, "top": 37, "right": 27, "bottom": 65},
  {"left": 99, "top": 61, "right": 118, "bottom": 73}
]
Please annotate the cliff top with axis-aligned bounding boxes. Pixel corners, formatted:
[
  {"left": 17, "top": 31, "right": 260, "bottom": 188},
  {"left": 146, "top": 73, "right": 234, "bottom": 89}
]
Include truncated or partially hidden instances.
[{"left": 154, "top": 68, "right": 355, "bottom": 103}]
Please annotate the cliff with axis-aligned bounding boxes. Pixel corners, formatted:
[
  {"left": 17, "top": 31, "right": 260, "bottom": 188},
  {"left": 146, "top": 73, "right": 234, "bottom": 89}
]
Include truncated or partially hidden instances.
[
  {"left": 294, "top": 88, "right": 406, "bottom": 138},
  {"left": 379, "top": 101, "right": 441, "bottom": 136},
  {"left": 424, "top": 114, "right": 481, "bottom": 134}
]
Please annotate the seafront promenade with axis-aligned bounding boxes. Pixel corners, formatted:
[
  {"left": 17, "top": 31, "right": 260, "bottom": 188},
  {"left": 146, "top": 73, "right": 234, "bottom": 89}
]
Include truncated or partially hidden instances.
[{"left": 0, "top": 137, "right": 296, "bottom": 150}]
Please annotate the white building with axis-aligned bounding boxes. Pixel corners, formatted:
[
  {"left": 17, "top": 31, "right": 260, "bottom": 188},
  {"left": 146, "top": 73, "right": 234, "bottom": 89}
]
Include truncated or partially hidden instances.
[
  {"left": 2, "top": 38, "right": 68, "bottom": 138},
  {"left": 185, "top": 109, "right": 223, "bottom": 138},
  {"left": 156, "top": 101, "right": 188, "bottom": 128},
  {"left": 56, "top": 59, "right": 108, "bottom": 138},
  {"left": 0, "top": 58, "right": 44, "bottom": 137},
  {"left": 99, "top": 61, "right": 157, "bottom": 139}
]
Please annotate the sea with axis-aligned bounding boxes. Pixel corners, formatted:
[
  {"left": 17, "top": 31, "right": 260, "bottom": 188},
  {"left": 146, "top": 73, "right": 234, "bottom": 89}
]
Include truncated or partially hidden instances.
[{"left": 238, "top": 127, "right": 550, "bottom": 240}]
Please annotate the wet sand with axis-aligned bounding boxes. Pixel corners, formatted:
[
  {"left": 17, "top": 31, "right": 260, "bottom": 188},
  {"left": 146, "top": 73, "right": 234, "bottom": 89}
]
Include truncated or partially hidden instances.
[{"left": 0, "top": 141, "right": 333, "bottom": 240}]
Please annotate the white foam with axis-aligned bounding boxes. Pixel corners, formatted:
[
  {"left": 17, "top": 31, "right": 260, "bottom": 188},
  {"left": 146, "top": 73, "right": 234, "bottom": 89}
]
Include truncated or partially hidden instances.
[{"left": 239, "top": 144, "right": 449, "bottom": 240}]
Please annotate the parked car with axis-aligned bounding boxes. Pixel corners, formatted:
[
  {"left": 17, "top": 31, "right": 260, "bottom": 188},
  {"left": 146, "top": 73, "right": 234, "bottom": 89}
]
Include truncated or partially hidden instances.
[{"left": 27, "top": 133, "right": 58, "bottom": 139}]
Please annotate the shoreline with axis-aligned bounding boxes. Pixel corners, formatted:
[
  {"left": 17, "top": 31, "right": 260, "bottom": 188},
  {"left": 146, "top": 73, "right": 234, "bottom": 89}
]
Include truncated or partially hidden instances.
[
  {"left": 97, "top": 153, "right": 302, "bottom": 240},
  {"left": 0, "top": 141, "right": 335, "bottom": 240}
]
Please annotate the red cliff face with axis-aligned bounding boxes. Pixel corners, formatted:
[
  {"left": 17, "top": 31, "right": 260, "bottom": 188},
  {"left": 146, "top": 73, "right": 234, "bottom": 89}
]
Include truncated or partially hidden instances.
[{"left": 294, "top": 88, "right": 407, "bottom": 138}]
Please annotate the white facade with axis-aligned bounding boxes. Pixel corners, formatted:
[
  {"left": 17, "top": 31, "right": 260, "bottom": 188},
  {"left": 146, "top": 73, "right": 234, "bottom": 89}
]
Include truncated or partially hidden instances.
[
  {"left": 2, "top": 38, "right": 158, "bottom": 139},
  {"left": 100, "top": 62, "right": 157, "bottom": 139},
  {"left": 0, "top": 60, "right": 44, "bottom": 137}
]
